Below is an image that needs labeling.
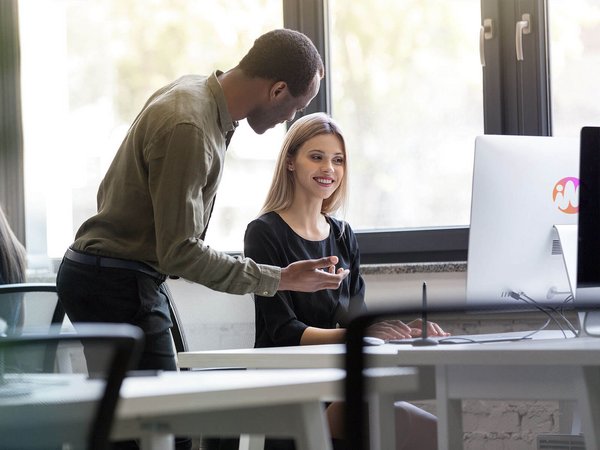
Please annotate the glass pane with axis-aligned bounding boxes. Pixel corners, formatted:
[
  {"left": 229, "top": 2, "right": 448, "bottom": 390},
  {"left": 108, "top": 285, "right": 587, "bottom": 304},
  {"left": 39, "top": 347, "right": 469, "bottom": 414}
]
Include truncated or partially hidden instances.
[
  {"left": 19, "top": 0, "right": 283, "bottom": 272},
  {"left": 329, "top": 0, "right": 483, "bottom": 229},
  {"left": 548, "top": 0, "right": 600, "bottom": 137}
]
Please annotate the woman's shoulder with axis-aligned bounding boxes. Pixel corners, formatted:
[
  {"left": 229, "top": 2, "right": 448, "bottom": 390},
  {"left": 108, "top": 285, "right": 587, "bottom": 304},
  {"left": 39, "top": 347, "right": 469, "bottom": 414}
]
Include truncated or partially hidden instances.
[
  {"left": 246, "top": 212, "right": 286, "bottom": 235},
  {"left": 326, "top": 215, "right": 355, "bottom": 236}
]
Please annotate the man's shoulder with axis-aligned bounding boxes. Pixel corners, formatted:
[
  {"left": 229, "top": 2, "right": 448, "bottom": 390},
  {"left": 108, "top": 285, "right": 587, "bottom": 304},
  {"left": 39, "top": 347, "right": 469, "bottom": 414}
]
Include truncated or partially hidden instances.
[
  {"left": 146, "top": 74, "right": 214, "bottom": 117},
  {"left": 136, "top": 74, "right": 219, "bottom": 142}
]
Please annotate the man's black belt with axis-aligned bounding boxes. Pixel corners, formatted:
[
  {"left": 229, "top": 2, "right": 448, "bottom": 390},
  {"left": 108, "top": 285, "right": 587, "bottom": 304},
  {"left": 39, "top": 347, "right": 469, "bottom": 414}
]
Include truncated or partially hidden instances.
[{"left": 65, "top": 248, "right": 166, "bottom": 281}]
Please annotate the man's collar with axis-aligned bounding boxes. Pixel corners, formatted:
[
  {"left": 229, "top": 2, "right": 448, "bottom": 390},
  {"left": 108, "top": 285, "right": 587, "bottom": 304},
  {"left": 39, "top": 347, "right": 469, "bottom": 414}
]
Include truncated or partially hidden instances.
[{"left": 208, "top": 71, "right": 239, "bottom": 135}]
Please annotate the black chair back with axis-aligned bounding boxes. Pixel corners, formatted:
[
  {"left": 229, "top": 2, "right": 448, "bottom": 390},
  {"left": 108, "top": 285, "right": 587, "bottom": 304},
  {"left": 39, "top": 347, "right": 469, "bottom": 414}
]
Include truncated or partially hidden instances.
[
  {"left": 0, "top": 323, "right": 144, "bottom": 450},
  {"left": 0, "top": 283, "right": 64, "bottom": 336}
]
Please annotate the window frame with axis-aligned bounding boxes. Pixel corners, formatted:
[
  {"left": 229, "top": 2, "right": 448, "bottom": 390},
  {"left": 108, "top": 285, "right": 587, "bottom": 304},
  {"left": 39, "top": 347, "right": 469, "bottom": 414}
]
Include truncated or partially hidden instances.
[{"left": 0, "top": 0, "right": 25, "bottom": 243}]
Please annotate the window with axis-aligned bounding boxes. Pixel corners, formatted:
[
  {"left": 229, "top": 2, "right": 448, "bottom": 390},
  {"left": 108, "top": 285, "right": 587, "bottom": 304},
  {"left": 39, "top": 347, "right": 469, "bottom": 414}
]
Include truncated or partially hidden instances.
[
  {"left": 548, "top": 0, "right": 600, "bottom": 136},
  {"left": 328, "top": 0, "right": 484, "bottom": 230},
  {"left": 18, "top": 0, "right": 283, "bottom": 273},
  {"left": 10, "top": 0, "right": 600, "bottom": 270}
]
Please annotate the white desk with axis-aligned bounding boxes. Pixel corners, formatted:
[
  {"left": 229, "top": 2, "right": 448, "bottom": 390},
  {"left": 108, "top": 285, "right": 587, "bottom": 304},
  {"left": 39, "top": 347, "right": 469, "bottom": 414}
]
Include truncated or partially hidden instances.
[
  {"left": 389, "top": 334, "right": 600, "bottom": 450},
  {"left": 0, "top": 369, "right": 340, "bottom": 450},
  {"left": 179, "top": 343, "right": 430, "bottom": 450},
  {"left": 116, "top": 369, "right": 342, "bottom": 450},
  {"left": 0, "top": 368, "right": 417, "bottom": 450},
  {"left": 0, "top": 370, "right": 327, "bottom": 450},
  {"left": 177, "top": 330, "right": 562, "bottom": 370},
  {"left": 178, "top": 342, "right": 393, "bottom": 370},
  {"left": 179, "top": 331, "right": 600, "bottom": 450},
  {"left": 116, "top": 367, "right": 418, "bottom": 450},
  {"left": 179, "top": 345, "right": 428, "bottom": 450}
]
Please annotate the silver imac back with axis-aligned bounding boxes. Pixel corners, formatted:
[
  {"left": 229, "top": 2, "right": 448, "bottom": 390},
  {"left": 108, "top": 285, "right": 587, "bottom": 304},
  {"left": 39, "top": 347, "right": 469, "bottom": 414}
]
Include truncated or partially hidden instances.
[{"left": 466, "top": 134, "right": 579, "bottom": 307}]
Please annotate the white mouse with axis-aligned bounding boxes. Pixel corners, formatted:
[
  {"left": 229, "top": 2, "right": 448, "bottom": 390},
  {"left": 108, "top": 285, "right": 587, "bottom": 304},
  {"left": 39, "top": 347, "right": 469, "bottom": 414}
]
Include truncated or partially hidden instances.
[{"left": 362, "top": 336, "right": 385, "bottom": 346}]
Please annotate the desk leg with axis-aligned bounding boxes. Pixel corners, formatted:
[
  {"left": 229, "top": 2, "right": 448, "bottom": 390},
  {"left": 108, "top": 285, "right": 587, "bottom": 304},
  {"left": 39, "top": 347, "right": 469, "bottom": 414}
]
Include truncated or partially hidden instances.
[
  {"left": 576, "top": 366, "right": 600, "bottom": 450},
  {"left": 558, "top": 400, "right": 579, "bottom": 434},
  {"left": 239, "top": 434, "right": 265, "bottom": 450},
  {"left": 435, "top": 366, "right": 463, "bottom": 450},
  {"left": 294, "top": 402, "right": 333, "bottom": 450},
  {"left": 138, "top": 430, "right": 174, "bottom": 450},
  {"left": 367, "top": 392, "right": 396, "bottom": 450}
]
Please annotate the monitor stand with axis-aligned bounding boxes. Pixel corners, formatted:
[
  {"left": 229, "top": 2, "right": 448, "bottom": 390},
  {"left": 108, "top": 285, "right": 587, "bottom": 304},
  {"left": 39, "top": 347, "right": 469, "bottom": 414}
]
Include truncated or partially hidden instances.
[
  {"left": 553, "top": 225, "right": 577, "bottom": 296},
  {"left": 577, "top": 311, "right": 600, "bottom": 337}
]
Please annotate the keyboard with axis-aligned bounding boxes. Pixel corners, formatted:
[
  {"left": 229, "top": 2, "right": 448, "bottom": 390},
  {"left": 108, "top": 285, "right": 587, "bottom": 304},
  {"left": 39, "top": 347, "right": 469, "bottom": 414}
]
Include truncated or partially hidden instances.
[{"left": 388, "top": 332, "right": 534, "bottom": 345}]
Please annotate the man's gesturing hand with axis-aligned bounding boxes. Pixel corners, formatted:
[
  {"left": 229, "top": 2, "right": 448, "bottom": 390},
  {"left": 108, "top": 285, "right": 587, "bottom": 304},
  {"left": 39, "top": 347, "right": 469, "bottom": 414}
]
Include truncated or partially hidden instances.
[{"left": 278, "top": 256, "right": 350, "bottom": 292}]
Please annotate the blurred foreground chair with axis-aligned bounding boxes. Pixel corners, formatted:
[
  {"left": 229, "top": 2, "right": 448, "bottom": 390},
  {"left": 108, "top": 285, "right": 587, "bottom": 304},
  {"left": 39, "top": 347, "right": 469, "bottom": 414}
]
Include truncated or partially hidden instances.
[
  {"left": 0, "top": 322, "right": 144, "bottom": 450},
  {"left": 0, "top": 283, "right": 64, "bottom": 336}
]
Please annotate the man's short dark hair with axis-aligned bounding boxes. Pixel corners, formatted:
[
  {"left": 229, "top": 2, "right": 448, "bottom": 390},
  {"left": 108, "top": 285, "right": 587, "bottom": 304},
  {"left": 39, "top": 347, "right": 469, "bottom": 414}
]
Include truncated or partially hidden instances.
[{"left": 238, "top": 29, "right": 324, "bottom": 97}]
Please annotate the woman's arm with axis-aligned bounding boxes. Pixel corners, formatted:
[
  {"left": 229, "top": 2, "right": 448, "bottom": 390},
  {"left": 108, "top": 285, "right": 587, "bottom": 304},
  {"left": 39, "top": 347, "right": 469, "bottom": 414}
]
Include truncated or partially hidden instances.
[
  {"left": 300, "top": 326, "right": 347, "bottom": 345},
  {"left": 244, "top": 217, "right": 311, "bottom": 347}
]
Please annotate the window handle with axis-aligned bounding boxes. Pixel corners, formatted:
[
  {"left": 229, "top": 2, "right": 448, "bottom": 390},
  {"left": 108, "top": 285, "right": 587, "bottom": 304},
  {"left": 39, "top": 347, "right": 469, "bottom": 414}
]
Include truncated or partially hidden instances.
[
  {"left": 479, "top": 18, "right": 494, "bottom": 67},
  {"left": 515, "top": 13, "right": 531, "bottom": 61}
]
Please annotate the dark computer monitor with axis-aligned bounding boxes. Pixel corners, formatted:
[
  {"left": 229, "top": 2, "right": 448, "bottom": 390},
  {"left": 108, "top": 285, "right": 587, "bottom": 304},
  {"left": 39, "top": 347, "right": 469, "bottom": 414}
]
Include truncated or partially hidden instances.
[{"left": 576, "top": 126, "right": 600, "bottom": 335}]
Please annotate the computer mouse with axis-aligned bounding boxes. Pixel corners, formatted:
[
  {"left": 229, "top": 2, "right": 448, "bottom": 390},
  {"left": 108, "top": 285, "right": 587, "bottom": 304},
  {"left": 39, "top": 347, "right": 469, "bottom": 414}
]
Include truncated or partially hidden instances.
[{"left": 362, "top": 336, "right": 385, "bottom": 346}]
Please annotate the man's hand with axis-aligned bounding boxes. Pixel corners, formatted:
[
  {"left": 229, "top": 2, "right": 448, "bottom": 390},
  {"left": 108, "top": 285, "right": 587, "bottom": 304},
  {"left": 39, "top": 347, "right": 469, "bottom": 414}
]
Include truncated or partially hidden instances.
[{"left": 278, "top": 256, "right": 350, "bottom": 292}]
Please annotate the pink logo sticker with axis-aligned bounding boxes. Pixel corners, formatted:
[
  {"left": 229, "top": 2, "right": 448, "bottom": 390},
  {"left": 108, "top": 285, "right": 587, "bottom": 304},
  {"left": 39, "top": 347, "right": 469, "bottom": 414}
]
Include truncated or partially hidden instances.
[{"left": 552, "top": 177, "right": 579, "bottom": 214}]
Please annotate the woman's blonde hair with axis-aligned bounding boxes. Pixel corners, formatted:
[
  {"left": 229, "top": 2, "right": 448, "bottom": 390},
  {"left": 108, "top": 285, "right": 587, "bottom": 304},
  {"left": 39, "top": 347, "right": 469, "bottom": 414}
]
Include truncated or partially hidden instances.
[
  {"left": 0, "top": 205, "right": 26, "bottom": 284},
  {"left": 259, "top": 112, "right": 348, "bottom": 216}
]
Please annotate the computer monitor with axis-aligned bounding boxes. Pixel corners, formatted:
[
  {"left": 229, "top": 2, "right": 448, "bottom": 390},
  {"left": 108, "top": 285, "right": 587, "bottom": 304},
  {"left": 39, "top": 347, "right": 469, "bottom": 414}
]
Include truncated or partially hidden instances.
[
  {"left": 575, "top": 126, "right": 600, "bottom": 335},
  {"left": 467, "top": 134, "right": 579, "bottom": 307}
]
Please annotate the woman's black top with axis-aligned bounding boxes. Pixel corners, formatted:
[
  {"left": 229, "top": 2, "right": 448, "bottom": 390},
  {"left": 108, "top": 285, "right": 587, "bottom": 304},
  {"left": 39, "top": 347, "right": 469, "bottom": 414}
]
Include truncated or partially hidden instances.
[{"left": 243, "top": 211, "right": 366, "bottom": 348}]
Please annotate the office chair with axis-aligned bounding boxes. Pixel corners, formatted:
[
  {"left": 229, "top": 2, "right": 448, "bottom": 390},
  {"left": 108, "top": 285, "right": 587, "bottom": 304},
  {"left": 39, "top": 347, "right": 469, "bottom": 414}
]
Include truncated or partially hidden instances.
[
  {"left": 161, "top": 282, "right": 189, "bottom": 353},
  {"left": 0, "top": 322, "right": 144, "bottom": 450},
  {"left": 0, "top": 282, "right": 187, "bottom": 351},
  {"left": 0, "top": 282, "right": 65, "bottom": 335}
]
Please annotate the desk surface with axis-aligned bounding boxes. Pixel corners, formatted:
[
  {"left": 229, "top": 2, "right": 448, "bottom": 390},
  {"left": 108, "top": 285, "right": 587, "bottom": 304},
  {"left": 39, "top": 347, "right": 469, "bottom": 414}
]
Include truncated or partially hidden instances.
[
  {"left": 118, "top": 369, "right": 345, "bottom": 416},
  {"left": 116, "top": 367, "right": 418, "bottom": 450},
  {"left": 178, "top": 330, "right": 586, "bottom": 370}
]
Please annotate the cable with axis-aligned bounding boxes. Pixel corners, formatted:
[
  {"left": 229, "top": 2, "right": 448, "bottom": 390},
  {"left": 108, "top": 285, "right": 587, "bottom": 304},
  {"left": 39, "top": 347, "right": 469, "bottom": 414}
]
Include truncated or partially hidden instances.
[
  {"left": 555, "top": 294, "right": 578, "bottom": 335},
  {"left": 520, "top": 291, "right": 578, "bottom": 336},
  {"left": 503, "top": 291, "right": 575, "bottom": 338},
  {"left": 520, "top": 317, "right": 551, "bottom": 340},
  {"left": 511, "top": 291, "right": 567, "bottom": 337}
]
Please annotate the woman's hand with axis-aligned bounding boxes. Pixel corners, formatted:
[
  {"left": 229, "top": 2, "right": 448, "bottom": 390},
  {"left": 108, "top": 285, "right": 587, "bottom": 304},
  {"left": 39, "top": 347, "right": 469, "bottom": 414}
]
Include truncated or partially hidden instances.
[
  {"left": 366, "top": 320, "right": 414, "bottom": 341},
  {"left": 405, "top": 319, "right": 450, "bottom": 337}
]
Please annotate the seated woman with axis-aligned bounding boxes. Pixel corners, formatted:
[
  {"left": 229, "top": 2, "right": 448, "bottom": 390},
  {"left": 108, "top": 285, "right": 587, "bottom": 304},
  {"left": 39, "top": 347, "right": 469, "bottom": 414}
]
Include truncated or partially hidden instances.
[{"left": 244, "top": 112, "right": 448, "bottom": 450}]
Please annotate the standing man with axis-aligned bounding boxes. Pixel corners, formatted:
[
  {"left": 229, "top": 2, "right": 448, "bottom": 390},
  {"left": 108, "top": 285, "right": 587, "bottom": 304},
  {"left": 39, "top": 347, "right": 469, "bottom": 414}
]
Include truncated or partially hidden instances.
[{"left": 57, "top": 25, "right": 347, "bottom": 407}]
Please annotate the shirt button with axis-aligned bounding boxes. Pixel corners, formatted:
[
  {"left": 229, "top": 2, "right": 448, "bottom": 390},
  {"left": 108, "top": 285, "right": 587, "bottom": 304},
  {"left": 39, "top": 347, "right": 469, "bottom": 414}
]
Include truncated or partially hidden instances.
[{"left": 263, "top": 291, "right": 269, "bottom": 295}]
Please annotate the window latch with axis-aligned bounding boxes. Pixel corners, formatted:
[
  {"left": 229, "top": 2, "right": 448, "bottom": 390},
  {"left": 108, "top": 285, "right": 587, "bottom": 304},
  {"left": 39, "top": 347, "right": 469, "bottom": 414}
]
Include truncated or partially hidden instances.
[
  {"left": 516, "top": 13, "right": 531, "bottom": 61},
  {"left": 480, "top": 18, "right": 494, "bottom": 67}
]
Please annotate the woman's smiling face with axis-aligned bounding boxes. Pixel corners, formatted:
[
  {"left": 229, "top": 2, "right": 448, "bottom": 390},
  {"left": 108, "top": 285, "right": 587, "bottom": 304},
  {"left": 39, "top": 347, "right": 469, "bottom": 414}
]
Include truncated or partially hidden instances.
[{"left": 288, "top": 133, "right": 345, "bottom": 201}]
